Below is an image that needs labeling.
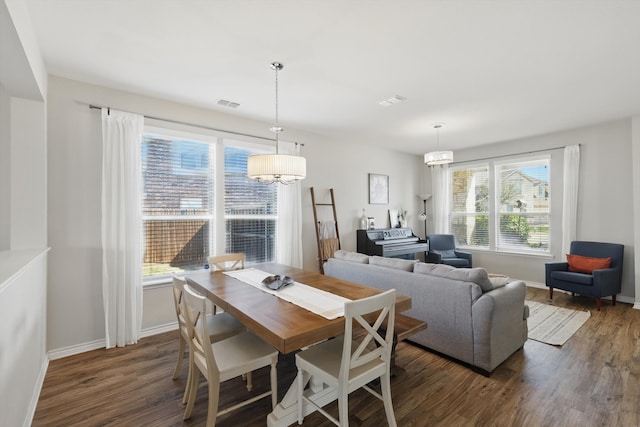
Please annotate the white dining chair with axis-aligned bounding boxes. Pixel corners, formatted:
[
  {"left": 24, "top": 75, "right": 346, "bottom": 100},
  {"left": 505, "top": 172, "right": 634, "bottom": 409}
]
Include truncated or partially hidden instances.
[
  {"left": 295, "top": 289, "right": 397, "bottom": 427},
  {"left": 171, "top": 276, "right": 245, "bottom": 403},
  {"left": 207, "top": 252, "right": 255, "bottom": 390},
  {"left": 209, "top": 253, "right": 245, "bottom": 272},
  {"left": 181, "top": 283, "right": 279, "bottom": 427}
]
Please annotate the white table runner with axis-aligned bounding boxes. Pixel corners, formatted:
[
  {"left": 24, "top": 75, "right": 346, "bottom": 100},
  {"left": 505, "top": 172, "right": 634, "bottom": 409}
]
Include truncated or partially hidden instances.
[{"left": 223, "top": 268, "right": 350, "bottom": 320}]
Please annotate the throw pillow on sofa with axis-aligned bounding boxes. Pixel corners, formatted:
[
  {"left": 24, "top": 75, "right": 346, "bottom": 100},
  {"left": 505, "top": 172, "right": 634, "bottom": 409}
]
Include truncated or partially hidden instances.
[
  {"left": 566, "top": 253, "right": 611, "bottom": 274},
  {"left": 414, "top": 263, "right": 493, "bottom": 292},
  {"left": 370, "top": 256, "right": 417, "bottom": 272},
  {"left": 333, "top": 250, "right": 370, "bottom": 264}
]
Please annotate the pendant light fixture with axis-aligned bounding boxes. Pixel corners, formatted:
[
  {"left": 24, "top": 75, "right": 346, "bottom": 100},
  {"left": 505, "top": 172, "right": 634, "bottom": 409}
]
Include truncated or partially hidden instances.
[
  {"left": 247, "top": 62, "right": 306, "bottom": 184},
  {"left": 424, "top": 123, "right": 453, "bottom": 166}
]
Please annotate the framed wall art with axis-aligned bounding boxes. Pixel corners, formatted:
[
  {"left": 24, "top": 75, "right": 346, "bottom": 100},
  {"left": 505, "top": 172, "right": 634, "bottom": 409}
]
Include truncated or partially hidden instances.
[{"left": 369, "top": 173, "right": 389, "bottom": 205}]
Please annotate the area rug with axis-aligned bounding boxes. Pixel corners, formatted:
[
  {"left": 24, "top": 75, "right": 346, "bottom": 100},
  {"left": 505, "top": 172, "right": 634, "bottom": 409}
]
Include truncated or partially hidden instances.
[{"left": 525, "top": 300, "right": 591, "bottom": 346}]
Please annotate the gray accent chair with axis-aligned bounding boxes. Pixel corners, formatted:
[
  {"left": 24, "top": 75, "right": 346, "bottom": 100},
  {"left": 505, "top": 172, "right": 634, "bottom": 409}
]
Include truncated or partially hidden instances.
[
  {"left": 426, "top": 234, "right": 472, "bottom": 268},
  {"left": 545, "top": 241, "right": 624, "bottom": 311}
]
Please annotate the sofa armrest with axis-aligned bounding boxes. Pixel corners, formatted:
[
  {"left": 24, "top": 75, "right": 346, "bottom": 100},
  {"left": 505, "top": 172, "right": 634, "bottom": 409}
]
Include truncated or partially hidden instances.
[
  {"left": 545, "top": 261, "right": 568, "bottom": 285},
  {"left": 425, "top": 251, "right": 442, "bottom": 263},
  {"left": 471, "top": 280, "right": 527, "bottom": 372}
]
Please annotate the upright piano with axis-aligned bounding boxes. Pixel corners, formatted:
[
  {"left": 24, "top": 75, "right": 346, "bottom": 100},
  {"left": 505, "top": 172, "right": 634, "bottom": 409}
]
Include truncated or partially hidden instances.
[{"left": 357, "top": 227, "right": 428, "bottom": 259}]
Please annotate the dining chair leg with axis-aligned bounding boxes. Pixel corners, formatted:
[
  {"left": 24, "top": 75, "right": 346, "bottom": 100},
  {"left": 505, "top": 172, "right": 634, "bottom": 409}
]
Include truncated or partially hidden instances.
[
  {"left": 246, "top": 371, "right": 253, "bottom": 391},
  {"left": 380, "top": 372, "right": 397, "bottom": 427},
  {"left": 183, "top": 368, "right": 199, "bottom": 420},
  {"left": 338, "top": 387, "right": 349, "bottom": 427},
  {"left": 270, "top": 362, "right": 278, "bottom": 409},
  {"left": 206, "top": 378, "right": 220, "bottom": 427},
  {"left": 182, "top": 350, "right": 194, "bottom": 404},
  {"left": 172, "top": 336, "right": 186, "bottom": 379},
  {"left": 297, "top": 369, "right": 304, "bottom": 425}
]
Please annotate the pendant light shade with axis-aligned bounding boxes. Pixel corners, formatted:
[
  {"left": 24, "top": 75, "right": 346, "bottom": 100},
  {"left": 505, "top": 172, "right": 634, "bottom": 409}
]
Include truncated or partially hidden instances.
[
  {"left": 247, "top": 153, "right": 306, "bottom": 184},
  {"left": 424, "top": 150, "right": 454, "bottom": 165},
  {"left": 247, "top": 62, "right": 307, "bottom": 184},
  {"left": 424, "top": 124, "right": 453, "bottom": 166}
]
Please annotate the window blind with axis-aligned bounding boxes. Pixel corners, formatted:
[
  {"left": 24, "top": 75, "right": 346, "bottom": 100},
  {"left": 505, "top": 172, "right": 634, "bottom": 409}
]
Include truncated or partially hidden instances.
[
  {"left": 450, "top": 166, "right": 490, "bottom": 248},
  {"left": 224, "top": 146, "right": 277, "bottom": 263},
  {"left": 142, "top": 135, "right": 214, "bottom": 277}
]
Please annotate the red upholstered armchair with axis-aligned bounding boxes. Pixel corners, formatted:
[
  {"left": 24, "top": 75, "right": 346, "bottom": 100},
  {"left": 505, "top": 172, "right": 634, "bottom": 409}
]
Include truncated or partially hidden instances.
[{"left": 545, "top": 241, "right": 624, "bottom": 311}]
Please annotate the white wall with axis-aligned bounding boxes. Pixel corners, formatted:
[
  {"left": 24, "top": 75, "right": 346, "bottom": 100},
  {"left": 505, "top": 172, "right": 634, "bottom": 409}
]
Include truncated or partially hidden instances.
[
  {"left": 426, "top": 120, "right": 636, "bottom": 301},
  {"left": 0, "top": 85, "right": 10, "bottom": 251},
  {"left": 0, "top": 250, "right": 48, "bottom": 427},
  {"left": 46, "top": 76, "right": 423, "bottom": 353},
  {"left": 10, "top": 97, "right": 47, "bottom": 249},
  {"left": 0, "top": 2, "right": 49, "bottom": 426}
]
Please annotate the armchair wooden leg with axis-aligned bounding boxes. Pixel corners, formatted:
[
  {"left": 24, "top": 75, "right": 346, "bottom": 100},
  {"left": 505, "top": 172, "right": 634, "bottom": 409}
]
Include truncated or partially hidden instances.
[
  {"left": 549, "top": 287, "right": 553, "bottom": 300},
  {"left": 612, "top": 295, "right": 617, "bottom": 306},
  {"left": 596, "top": 298, "right": 601, "bottom": 311}
]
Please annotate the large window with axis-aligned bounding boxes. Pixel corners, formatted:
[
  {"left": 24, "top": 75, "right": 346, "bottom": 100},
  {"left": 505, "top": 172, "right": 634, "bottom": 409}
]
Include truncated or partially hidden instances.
[
  {"left": 449, "top": 156, "right": 550, "bottom": 254},
  {"left": 141, "top": 131, "right": 277, "bottom": 281}
]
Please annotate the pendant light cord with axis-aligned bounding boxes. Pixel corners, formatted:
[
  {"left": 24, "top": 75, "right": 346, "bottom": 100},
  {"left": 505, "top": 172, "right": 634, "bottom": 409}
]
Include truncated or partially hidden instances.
[{"left": 271, "top": 62, "right": 283, "bottom": 154}]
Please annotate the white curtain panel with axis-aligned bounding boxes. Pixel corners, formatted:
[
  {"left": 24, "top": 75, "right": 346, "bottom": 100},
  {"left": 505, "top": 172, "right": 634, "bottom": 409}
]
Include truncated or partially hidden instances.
[
  {"left": 101, "top": 108, "right": 144, "bottom": 348},
  {"left": 431, "top": 164, "right": 451, "bottom": 234},
  {"left": 276, "top": 141, "right": 304, "bottom": 268},
  {"left": 562, "top": 145, "right": 580, "bottom": 255}
]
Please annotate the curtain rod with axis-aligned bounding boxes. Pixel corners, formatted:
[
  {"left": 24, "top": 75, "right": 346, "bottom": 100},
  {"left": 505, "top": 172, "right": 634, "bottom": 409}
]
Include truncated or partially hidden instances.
[
  {"left": 88, "top": 104, "right": 304, "bottom": 146},
  {"left": 449, "top": 144, "right": 579, "bottom": 165}
]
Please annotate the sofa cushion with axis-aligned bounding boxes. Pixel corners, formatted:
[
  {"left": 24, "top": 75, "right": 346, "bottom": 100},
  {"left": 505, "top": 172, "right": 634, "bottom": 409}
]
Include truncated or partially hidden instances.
[
  {"left": 551, "top": 270, "right": 594, "bottom": 286},
  {"left": 566, "top": 253, "right": 611, "bottom": 274},
  {"left": 414, "top": 263, "right": 493, "bottom": 292},
  {"left": 333, "top": 250, "right": 369, "bottom": 264},
  {"left": 370, "top": 256, "right": 416, "bottom": 272}
]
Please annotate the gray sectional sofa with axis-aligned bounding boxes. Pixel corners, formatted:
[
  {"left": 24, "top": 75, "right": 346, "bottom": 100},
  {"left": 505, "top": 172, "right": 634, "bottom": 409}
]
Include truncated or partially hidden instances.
[{"left": 324, "top": 250, "right": 529, "bottom": 373}]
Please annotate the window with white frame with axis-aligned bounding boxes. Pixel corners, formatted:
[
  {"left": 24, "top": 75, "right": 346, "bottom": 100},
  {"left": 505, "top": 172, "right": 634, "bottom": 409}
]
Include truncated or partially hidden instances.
[
  {"left": 449, "top": 156, "right": 550, "bottom": 254},
  {"left": 141, "top": 131, "right": 278, "bottom": 281}
]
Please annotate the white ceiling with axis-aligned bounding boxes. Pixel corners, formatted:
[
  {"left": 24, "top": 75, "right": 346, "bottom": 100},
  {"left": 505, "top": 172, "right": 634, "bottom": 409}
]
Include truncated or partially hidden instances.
[{"left": 24, "top": 0, "right": 640, "bottom": 155}]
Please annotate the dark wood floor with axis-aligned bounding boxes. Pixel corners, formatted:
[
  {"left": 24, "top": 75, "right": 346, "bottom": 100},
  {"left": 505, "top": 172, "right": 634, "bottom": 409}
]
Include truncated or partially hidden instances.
[{"left": 33, "top": 287, "right": 640, "bottom": 427}]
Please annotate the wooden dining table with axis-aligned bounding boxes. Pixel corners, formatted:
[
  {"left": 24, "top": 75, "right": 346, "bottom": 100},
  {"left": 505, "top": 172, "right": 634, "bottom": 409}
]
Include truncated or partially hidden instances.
[{"left": 185, "top": 263, "right": 413, "bottom": 427}]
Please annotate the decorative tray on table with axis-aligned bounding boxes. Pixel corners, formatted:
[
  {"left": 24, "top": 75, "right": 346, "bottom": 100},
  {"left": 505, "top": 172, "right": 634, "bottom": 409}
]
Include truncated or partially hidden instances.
[{"left": 261, "top": 275, "right": 294, "bottom": 291}]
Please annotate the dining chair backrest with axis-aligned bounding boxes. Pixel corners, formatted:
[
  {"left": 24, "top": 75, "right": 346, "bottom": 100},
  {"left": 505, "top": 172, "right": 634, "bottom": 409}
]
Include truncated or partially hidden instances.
[
  {"left": 172, "top": 277, "right": 189, "bottom": 340},
  {"left": 181, "top": 283, "right": 221, "bottom": 383},
  {"left": 340, "top": 289, "right": 396, "bottom": 383},
  {"left": 209, "top": 253, "right": 245, "bottom": 272}
]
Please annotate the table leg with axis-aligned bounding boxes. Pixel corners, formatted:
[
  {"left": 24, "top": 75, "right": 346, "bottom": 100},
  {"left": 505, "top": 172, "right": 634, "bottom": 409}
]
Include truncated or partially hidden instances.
[{"left": 267, "top": 374, "right": 337, "bottom": 427}]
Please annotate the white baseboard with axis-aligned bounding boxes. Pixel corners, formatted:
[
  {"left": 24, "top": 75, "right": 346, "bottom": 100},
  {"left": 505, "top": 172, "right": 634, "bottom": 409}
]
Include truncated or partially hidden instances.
[
  {"left": 48, "top": 338, "right": 106, "bottom": 360},
  {"left": 140, "top": 321, "right": 178, "bottom": 338},
  {"left": 525, "top": 282, "right": 636, "bottom": 305},
  {"left": 48, "top": 322, "right": 179, "bottom": 361},
  {"left": 526, "top": 281, "right": 546, "bottom": 289},
  {"left": 24, "top": 357, "right": 49, "bottom": 427}
]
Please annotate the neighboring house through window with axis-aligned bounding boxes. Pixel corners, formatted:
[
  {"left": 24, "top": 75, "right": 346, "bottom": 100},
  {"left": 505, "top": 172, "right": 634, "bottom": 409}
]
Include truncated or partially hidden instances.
[
  {"left": 449, "top": 156, "right": 550, "bottom": 254},
  {"left": 141, "top": 129, "right": 277, "bottom": 282}
]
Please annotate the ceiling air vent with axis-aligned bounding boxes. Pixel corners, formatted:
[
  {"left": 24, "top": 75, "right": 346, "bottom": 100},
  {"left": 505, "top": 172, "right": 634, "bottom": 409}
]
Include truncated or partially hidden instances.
[
  {"left": 217, "top": 99, "right": 240, "bottom": 108},
  {"left": 378, "top": 95, "right": 406, "bottom": 107}
]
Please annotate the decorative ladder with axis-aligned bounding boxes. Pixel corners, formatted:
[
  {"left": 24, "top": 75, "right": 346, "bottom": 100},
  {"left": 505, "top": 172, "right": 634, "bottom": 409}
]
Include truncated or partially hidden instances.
[{"left": 310, "top": 187, "right": 341, "bottom": 274}]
